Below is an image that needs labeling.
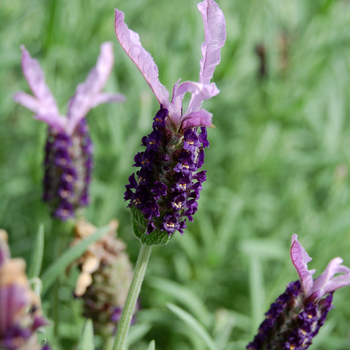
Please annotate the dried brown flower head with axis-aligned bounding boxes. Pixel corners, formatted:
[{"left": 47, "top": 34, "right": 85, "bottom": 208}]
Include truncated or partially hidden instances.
[{"left": 72, "top": 219, "right": 134, "bottom": 337}]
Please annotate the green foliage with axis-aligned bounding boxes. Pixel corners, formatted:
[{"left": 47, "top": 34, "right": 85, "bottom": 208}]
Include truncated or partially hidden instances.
[
  {"left": 77, "top": 319, "right": 95, "bottom": 350},
  {"left": 28, "top": 224, "right": 45, "bottom": 279},
  {"left": 167, "top": 303, "right": 218, "bottom": 350},
  {"left": 40, "top": 225, "right": 109, "bottom": 294},
  {"left": 131, "top": 206, "right": 173, "bottom": 246},
  {"left": 2, "top": 0, "right": 350, "bottom": 349},
  {"left": 147, "top": 340, "right": 155, "bottom": 350}
]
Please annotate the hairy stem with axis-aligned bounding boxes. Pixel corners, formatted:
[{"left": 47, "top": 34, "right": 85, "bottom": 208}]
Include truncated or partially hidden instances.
[{"left": 113, "top": 243, "right": 152, "bottom": 350}]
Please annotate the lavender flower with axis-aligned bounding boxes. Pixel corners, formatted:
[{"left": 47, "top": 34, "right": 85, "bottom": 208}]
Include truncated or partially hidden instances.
[
  {"left": 247, "top": 235, "right": 350, "bottom": 350},
  {"left": 72, "top": 219, "right": 135, "bottom": 337},
  {"left": 13, "top": 43, "right": 125, "bottom": 221},
  {"left": 115, "top": 0, "right": 226, "bottom": 244},
  {"left": 0, "top": 231, "right": 50, "bottom": 350}
]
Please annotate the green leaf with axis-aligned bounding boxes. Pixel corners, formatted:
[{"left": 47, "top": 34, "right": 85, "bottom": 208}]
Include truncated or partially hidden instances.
[
  {"left": 40, "top": 225, "right": 109, "bottom": 295},
  {"left": 167, "top": 303, "right": 218, "bottom": 350},
  {"left": 131, "top": 206, "right": 173, "bottom": 246},
  {"left": 240, "top": 238, "right": 286, "bottom": 260},
  {"left": 127, "top": 323, "right": 152, "bottom": 346},
  {"left": 147, "top": 340, "right": 156, "bottom": 350},
  {"left": 248, "top": 255, "right": 265, "bottom": 335},
  {"left": 77, "top": 319, "right": 94, "bottom": 350},
  {"left": 28, "top": 224, "right": 44, "bottom": 279},
  {"left": 150, "top": 278, "right": 211, "bottom": 328}
]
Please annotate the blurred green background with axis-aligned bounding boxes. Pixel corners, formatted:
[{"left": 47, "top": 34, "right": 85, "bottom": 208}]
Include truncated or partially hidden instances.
[{"left": 1, "top": 0, "right": 350, "bottom": 349}]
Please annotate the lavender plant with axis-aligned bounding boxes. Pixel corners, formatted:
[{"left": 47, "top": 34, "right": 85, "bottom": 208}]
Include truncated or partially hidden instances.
[
  {"left": 247, "top": 235, "right": 350, "bottom": 350},
  {"left": 0, "top": 230, "right": 50, "bottom": 350},
  {"left": 112, "top": 0, "right": 226, "bottom": 348},
  {"left": 13, "top": 43, "right": 125, "bottom": 221},
  {"left": 3, "top": 0, "right": 350, "bottom": 348},
  {"left": 116, "top": 0, "right": 226, "bottom": 245}
]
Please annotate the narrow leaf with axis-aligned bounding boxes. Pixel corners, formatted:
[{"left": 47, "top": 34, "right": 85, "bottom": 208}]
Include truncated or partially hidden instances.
[
  {"left": 77, "top": 319, "right": 94, "bottom": 350},
  {"left": 28, "top": 224, "right": 44, "bottom": 279},
  {"left": 41, "top": 225, "right": 109, "bottom": 295},
  {"left": 127, "top": 323, "right": 152, "bottom": 346},
  {"left": 249, "top": 255, "right": 265, "bottom": 335},
  {"left": 147, "top": 340, "right": 155, "bottom": 350},
  {"left": 150, "top": 278, "right": 211, "bottom": 327},
  {"left": 167, "top": 303, "right": 217, "bottom": 350}
]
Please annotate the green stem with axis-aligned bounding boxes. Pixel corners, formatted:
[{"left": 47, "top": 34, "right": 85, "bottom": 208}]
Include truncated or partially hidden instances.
[{"left": 113, "top": 244, "right": 152, "bottom": 350}]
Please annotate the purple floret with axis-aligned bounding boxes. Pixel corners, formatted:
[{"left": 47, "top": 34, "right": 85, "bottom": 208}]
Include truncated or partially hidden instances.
[
  {"left": 124, "top": 107, "right": 209, "bottom": 235},
  {"left": 43, "top": 119, "right": 93, "bottom": 220}
]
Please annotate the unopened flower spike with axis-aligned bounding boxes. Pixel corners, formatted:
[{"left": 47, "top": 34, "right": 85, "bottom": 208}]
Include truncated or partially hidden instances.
[
  {"left": 247, "top": 234, "right": 350, "bottom": 350},
  {"left": 0, "top": 230, "right": 51, "bottom": 350},
  {"left": 115, "top": 0, "right": 226, "bottom": 245},
  {"left": 13, "top": 43, "right": 125, "bottom": 221}
]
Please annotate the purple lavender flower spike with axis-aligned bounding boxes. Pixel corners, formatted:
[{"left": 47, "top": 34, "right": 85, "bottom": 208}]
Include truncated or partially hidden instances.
[
  {"left": 115, "top": 0, "right": 226, "bottom": 245},
  {"left": 0, "top": 231, "right": 49, "bottom": 350},
  {"left": 247, "top": 235, "right": 350, "bottom": 350},
  {"left": 13, "top": 43, "right": 125, "bottom": 221}
]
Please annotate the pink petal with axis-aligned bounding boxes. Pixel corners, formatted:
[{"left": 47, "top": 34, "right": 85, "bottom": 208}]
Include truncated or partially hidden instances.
[
  {"left": 66, "top": 42, "right": 117, "bottom": 134},
  {"left": 114, "top": 9, "right": 169, "bottom": 106},
  {"left": 13, "top": 92, "right": 66, "bottom": 131},
  {"left": 171, "top": 79, "right": 182, "bottom": 104},
  {"left": 0, "top": 284, "right": 30, "bottom": 334},
  {"left": 173, "top": 81, "right": 219, "bottom": 121},
  {"left": 290, "top": 234, "right": 315, "bottom": 297},
  {"left": 312, "top": 257, "right": 350, "bottom": 296},
  {"left": 181, "top": 109, "right": 213, "bottom": 129},
  {"left": 197, "top": 0, "right": 226, "bottom": 84},
  {"left": 13, "top": 92, "right": 43, "bottom": 115},
  {"left": 33, "top": 114, "right": 67, "bottom": 132},
  {"left": 0, "top": 286, "right": 9, "bottom": 334},
  {"left": 20, "top": 46, "right": 59, "bottom": 115},
  {"left": 187, "top": 82, "right": 220, "bottom": 114},
  {"left": 90, "top": 92, "right": 126, "bottom": 108}
]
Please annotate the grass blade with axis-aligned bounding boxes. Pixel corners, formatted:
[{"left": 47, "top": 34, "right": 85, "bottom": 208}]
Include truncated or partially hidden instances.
[
  {"left": 150, "top": 278, "right": 211, "bottom": 328},
  {"left": 77, "top": 319, "right": 94, "bottom": 350},
  {"left": 167, "top": 303, "right": 217, "bottom": 350},
  {"left": 147, "top": 340, "right": 155, "bottom": 350},
  {"left": 127, "top": 323, "right": 152, "bottom": 347},
  {"left": 28, "top": 224, "right": 44, "bottom": 279},
  {"left": 41, "top": 225, "right": 109, "bottom": 295}
]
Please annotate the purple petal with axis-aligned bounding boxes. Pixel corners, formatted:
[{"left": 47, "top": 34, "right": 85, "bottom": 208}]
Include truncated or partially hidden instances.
[
  {"left": 114, "top": 9, "right": 169, "bottom": 106},
  {"left": 18, "top": 46, "right": 59, "bottom": 115},
  {"left": 197, "top": 0, "right": 226, "bottom": 84},
  {"left": 13, "top": 92, "right": 66, "bottom": 132},
  {"left": 0, "top": 284, "right": 30, "bottom": 335},
  {"left": 172, "top": 81, "right": 219, "bottom": 124},
  {"left": 181, "top": 109, "right": 212, "bottom": 129},
  {"left": 290, "top": 234, "right": 315, "bottom": 297},
  {"left": 171, "top": 79, "right": 182, "bottom": 104},
  {"left": 34, "top": 114, "right": 67, "bottom": 132},
  {"left": 90, "top": 92, "right": 126, "bottom": 108},
  {"left": 13, "top": 92, "right": 45, "bottom": 115},
  {"left": 66, "top": 42, "right": 117, "bottom": 134},
  {"left": 311, "top": 257, "right": 350, "bottom": 297}
]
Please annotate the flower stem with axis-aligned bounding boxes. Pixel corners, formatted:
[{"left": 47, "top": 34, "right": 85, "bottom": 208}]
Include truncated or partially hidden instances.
[{"left": 112, "top": 243, "right": 152, "bottom": 350}]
